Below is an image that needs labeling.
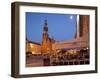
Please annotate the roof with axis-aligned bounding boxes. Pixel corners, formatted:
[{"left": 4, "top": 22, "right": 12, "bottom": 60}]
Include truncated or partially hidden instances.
[{"left": 26, "top": 39, "right": 41, "bottom": 45}]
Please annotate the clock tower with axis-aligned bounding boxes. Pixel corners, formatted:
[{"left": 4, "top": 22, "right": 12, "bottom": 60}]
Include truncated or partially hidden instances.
[{"left": 41, "top": 20, "right": 51, "bottom": 54}]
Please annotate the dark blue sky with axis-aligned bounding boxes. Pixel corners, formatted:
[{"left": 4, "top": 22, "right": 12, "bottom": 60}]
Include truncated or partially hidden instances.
[{"left": 26, "top": 12, "right": 77, "bottom": 43}]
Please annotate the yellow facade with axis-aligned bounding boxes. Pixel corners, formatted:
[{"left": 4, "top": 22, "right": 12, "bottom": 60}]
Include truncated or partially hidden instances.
[{"left": 26, "top": 41, "right": 41, "bottom": 54}]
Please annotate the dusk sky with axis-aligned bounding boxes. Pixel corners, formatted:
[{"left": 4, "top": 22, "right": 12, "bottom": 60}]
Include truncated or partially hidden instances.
[{"left": 26, "top": 12, "right": 77, "bottom": 43}]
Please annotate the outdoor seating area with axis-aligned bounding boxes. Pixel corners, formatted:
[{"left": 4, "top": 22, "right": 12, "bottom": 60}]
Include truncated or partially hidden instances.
[{"left": 43, "top": 48, "right": 89, "bottom": 66}]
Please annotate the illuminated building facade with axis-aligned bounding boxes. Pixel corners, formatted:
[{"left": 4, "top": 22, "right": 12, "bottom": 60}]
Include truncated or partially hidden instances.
[
  {"left": 41, "top": 20, "right": 55, "bottom": 54},
  {"left": 26, "top": 39, "right": 41, "bottom": 54},
  {"left": 26, "top": 15, "right": 89, "bottom": 55}
]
